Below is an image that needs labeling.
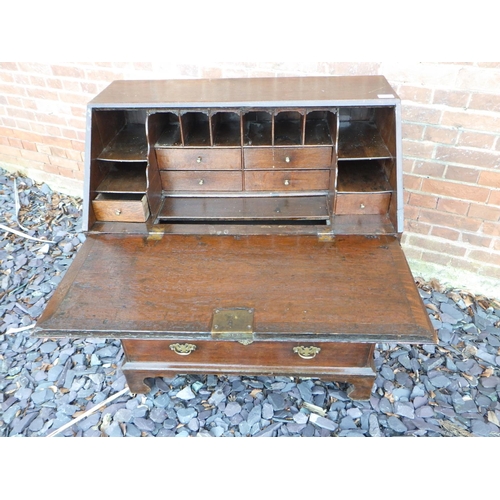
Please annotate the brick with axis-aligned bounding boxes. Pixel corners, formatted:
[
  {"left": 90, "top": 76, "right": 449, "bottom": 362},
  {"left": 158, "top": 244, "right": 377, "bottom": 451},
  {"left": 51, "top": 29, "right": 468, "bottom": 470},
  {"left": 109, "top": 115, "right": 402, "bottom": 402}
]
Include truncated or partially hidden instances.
[
  {"left": 448, "top": 256, "right": 481, "bottom": 274},
  {"left": 441, "top": 109, "right": 500, "bottom": 134},
  {"left": 7, "top": 107, "right": 36, "bottom": 122},
  {"left": 478, "top": 170, "right": 500, "bottom": 187},
  {"left": 468, "top": 93, "right": 500, "bottom": 113},
  {"left": 71, "top": 140, "right": 85, "bottom": 152},
  {"left": 61, "top": 128, "right": 78, "bottom": 139},
  {"left": 403, "top": 173, "right": 422, "bottom": 190},
  {"left": 85, "top": 68, "right": 123, "bottom": 82},
  {"left": 45, "top": 77, "right": 64, "bottom": 90},
  {"left": 58, "top": 92, "right": 89, "bottom": 105},
  {"left": 421, "top": 178, "right": 490, "bottom": 203},
  {"left": 433, "top": 89, "right": 470, "bottom": 108},
  {"left": 437, "top": 145, "right": 500, "bottom": 169},
  {"left": 0, "top": 144, "right": 20, "bottom": 156},
  {"left": 381, "top": 62, "right": 459, "bottom": 88},
  {"left": 26, "top": 87, "right": 59, "bottom": 101},
  {"left": 36, "top": 112, "right": 68, "bottom": 126},
  {"left": 12, "top": 73, "right": 31, "bottom": 85},
  {"left": 8, "top": 137, "right": 23, "bottom": 148},
  {"left": 1, "top": 117, "right": 16, "bottom": 127},
  {"left": 20, "top": 149, "right": 50, "bottom": 164},
  {"left": 424, "top": 126, "right": 458, "bottom": 145},
  {"left": 420, "top": 251, "right": 454, "bottom": 267},
  {"left": 0, "top": 83, "right": 26, "bottom": 96},
  {"left": 404, "top": 205, "right": 420, "bottom": 221},
  {"left": 456, "top": 67, "right": 500, "bottom": 93},
  {"left": 411, "top": 161, "right": 446, "bottom": 178},
  {"left": 408, "top": 192, "right": 437, "bottom": 209},
  {"left": 437, "top": 197, "right": 470, "bottom": 215},
  {"left": 49, "top": 154, "right": 79, "bottom": 171},
  {"left": 403, "top": 159, "right": 413, "bottom": 173},
  {"left": 29, "top": 75, "right": 46, "bottom": 87},
  {"left": 458, "top": 131, "right": 496, "bottom": 149},
  {"left": 489, "top": 191, "right": 500, "bottom": 206},
  {"left": 0, "top": 71, "right": 14, "bottom": 83},
  {"left": 80, "top": 82, "right": 99, "bottom": 94},
  {"left": 17, "top": 62, "right": 52, "bottom": 75},
  {"left": 431, "top": 226, "right": 460, "bottom": 241},
  {"left": 21, "top": 140, "right": 37, "bottom": 152},
  {"left": 468, "top": 203, "right": 500, "bottom": 221},
  {"left": 408, "top": 234, "right": 467, "bottom": 257},
  {"left": 419, "top": 208, "right": 482, "bottom": 232},
  {"left": 483, "top": 221, "right": 500, "bottom": 237},
  {"left": 406, "top": 220, "right": 431, "bottom": 235},
  {"left": 402, "top": 105, "right": 441, "bottom": 125},
  {"left": 51, "top": 65, "right": 86, "bottom": 79},
  {"left": 468, "top": 249, "right": 500, "bottom": 267},
  {"left": 36, "top": 143, "right": 52, "bottom": 155},
  {"left": 462, "top": 233, "right": 492, "bottom": 248},
  {"left": 62, "top": 80, "right": 82, "bottom": 92},
  {"left": 402, "top": 123, "right": 425, "bottom": 141},
  {"left": 444, "top": 165, "right": 480, "bottom": 184},
  {"left": 401, "top": 245, "right": 423, "bottom": 261},
  {"left": 50, "top": 146, "right": 68, "bottom": 158},
  {"left": 0, "top": 62, "right": 18, "bottom": 70},
  {"left": 403, "top": 139, "right": 435, "bottom": 159},
  {"left": 494, "top": 240, "right": 500, "bottom": 252},
  {"left": 397, "top": 85, "right": 433, "bottom": 104}
]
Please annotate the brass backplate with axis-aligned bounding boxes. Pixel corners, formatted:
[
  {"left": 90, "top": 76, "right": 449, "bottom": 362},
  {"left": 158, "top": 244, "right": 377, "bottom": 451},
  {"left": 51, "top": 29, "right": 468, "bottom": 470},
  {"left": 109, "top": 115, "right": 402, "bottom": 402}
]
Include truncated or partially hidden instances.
[{"left": 211, "top": 307, "right": 255, "bottom": 341}]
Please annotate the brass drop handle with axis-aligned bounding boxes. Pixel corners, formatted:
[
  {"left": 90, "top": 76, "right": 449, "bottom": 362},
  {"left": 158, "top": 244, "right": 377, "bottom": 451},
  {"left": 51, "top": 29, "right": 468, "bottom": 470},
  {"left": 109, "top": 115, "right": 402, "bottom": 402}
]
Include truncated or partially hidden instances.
[
  {"left": 197, "top": 156, "right": 202, "bottom": 163},
  {"left": 115, "top": 209, "right": 122, "bottom": 215},
  {"left": 293, "top": 346, "right": 321, "bottom": 359},
  {"left": 284, "top": 179, "right": 290, "bottom": 186},
  {"left": 285, "top": 156, "right": 291, "bottom": 163},
  {"left": 199, "top": 179, "right": 204, "bottom": 185},
  {"left": 170, "top": 343, "right": 197, "bottom": 356}
]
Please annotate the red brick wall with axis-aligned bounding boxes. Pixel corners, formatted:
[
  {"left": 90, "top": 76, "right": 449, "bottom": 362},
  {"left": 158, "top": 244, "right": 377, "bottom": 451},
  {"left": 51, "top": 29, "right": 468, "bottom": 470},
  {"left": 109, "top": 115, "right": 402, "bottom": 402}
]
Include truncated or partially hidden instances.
[{"left": 1, "top": 62, "right": 499, "bottom": 294}]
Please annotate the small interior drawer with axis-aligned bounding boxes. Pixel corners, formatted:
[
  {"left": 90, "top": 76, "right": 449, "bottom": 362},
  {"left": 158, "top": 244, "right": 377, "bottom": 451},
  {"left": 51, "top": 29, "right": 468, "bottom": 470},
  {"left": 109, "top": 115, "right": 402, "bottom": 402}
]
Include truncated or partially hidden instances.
[
  {"left": 244, "top": 170, "right": 329, "bottom": 191},
  {"left": 156, "top": 148, "right": 241, "bottom": 170},
  {"left": 244, "top": 146, "right": 332, "bottom": 169},
  {"left": 335, "top": 192, "right": 392, "bottom": 215},
  {"left": 92, "top": 193, "right": 150, "bottom": 222},
  {"left": 160, "top": 170, "right": 243, "bottom": 192}
]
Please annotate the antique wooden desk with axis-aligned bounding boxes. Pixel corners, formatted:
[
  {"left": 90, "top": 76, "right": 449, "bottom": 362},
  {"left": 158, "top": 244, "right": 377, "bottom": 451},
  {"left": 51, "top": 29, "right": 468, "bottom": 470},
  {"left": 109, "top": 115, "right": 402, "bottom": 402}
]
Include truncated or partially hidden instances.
[{"left": 35, "top": 76, "right": 436, "bottom": 399}]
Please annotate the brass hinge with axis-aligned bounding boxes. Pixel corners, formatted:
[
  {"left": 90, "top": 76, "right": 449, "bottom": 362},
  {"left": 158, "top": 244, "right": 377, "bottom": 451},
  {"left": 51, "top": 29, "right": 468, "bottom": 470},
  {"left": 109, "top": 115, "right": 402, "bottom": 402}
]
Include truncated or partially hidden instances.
[{"left": 211, "top": 307, "right": 255, "bottom": 342}]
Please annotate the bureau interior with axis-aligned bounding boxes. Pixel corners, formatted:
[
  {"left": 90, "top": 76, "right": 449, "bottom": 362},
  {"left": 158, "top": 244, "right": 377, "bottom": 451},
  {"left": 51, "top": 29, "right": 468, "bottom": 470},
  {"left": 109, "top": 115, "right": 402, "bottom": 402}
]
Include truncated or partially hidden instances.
[{"left": 88, "top": 106, "right": 398, "bottom": 232}]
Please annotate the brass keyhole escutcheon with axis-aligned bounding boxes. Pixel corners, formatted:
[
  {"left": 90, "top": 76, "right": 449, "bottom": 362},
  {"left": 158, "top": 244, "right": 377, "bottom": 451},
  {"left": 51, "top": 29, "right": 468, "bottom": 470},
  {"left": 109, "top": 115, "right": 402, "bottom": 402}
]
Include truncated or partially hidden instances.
[
  {"left": 197, "top": 156, "right": 202, "bottom": 163},
  {"left": 293, "top": 346, "right": 321, "bottom": 359},
  {"left": 284, "top": 179, "right": 290, "bottom": 186},
  {"left": 170, "top": 343, "right": 197, "bottom": 356},
  {"left": 199, "top": 179, "right": 204, "bottom": 185}
]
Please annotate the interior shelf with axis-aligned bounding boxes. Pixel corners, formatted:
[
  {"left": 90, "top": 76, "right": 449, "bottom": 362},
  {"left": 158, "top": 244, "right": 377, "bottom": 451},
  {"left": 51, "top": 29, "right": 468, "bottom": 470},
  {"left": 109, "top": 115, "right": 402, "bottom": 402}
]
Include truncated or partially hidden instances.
[
  {"left": 274, "top": 111, "right": 303, "bottom": 146},
  {"left": 98, "top": 123, "right": 148, "bottom": 161},
  {"left": 157, "top": 195, "right": 329, "bottom": 222},
  {"left": 338, "top": 122, "right": 391, "bottom": 159},
  {"left": 96, "top": 163, "right": 147, "bottom": 193},
  {"left": 181, "top": 112, "right": 211, "bottom": 146},
  {"left": 244, "top": 111, "right": 273, "bottom": 146},
  {"left": 337, "top": 161, "right": 392, "bottom": 192},
  {"left": 212, "top": 112, "right": 241, "bottom": 146},
  {"left": 305, "top": 111, "right": 335, "bottom": 145},
  {"left": 155, "top": 113, "right": 182, "bottom": 147}
]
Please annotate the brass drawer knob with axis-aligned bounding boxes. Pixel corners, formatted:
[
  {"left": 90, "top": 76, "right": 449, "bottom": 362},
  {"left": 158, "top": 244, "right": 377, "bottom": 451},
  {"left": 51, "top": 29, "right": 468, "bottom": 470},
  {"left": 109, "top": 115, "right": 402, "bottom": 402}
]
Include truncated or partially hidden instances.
[
  {"left": 284, "top": 179, "right": 290, "bottom": 186},
  {"left": 360, "top": 203, "right": 365, "bottom": 209},
  {"left": 293, "top": 346, "right": 321, "bottom": 359},
  {"left": 199, "top": 179, "right": 204, "bottom": 185},
  {"left": 285, "top": 156, "right": 291, "bottom": 163},
  {"left": 197, "top": 156, "right": 202, "bottom": 163},
  {"left": 169, "top": 343, "right": 197, "bottom": 355},
  {"left": 115, "top": 209, "right": 122, "bottom": 215}
]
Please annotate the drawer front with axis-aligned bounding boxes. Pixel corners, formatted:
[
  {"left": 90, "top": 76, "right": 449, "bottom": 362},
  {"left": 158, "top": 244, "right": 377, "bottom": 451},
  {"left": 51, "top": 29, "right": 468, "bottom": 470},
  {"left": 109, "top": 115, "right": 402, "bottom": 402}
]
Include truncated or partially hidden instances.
[
  {"left": 245, "top": 170, "right": 329, "bottom": 191},
  {"left": 122, "top": 339, "right": 373, "bottom": 370},
  {"left": 335, "top": 192, "right": 392, "bottom": 215},
  {"left": 160, "top": 170, "right": 242, "bottom": 192},
  {"left": 92, "top": 194, "right": 149, "bottom": 222},
  {"left": 156, "top": 148, "right": 241, "bottom": 170},
  {"left": 244, "top": 146, "right": 332, "bottom": 169}
]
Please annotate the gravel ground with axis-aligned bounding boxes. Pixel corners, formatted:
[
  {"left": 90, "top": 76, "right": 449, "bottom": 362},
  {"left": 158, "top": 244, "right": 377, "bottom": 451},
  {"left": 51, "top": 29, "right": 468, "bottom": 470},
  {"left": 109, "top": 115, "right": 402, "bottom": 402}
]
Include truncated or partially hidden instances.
[{"left": 1, "top": 168, "right": 499, "bottom": 437}]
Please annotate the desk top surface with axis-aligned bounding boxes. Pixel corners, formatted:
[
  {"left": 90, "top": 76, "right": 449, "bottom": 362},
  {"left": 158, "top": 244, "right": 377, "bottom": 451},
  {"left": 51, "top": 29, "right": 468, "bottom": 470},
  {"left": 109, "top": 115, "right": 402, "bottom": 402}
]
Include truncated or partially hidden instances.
[{"left": 89, "top": 75, "right": 399, "bottom": 108}]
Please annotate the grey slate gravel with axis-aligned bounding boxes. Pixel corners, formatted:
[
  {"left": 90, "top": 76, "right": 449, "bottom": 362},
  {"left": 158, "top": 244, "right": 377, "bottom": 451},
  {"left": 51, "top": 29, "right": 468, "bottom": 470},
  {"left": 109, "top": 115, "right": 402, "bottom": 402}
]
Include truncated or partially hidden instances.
[{"left": 1, "top": 168, "right": 500, "bottom": 438}]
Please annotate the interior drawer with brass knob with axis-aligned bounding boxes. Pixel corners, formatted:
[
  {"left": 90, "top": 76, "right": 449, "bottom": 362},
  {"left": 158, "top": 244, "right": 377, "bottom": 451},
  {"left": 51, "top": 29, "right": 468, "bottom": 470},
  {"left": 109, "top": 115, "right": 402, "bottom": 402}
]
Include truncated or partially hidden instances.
[
  {"left": 92, "top": 193, "right": 150, "bottom": 222},
  {"left": 243, "top": 146, "right": 332, "bottom": 170},
  {"left": 335, "top": 192, "right": 392, "bottom": 215},
  {"left": 244, "top": 170, "right": 329, "bottom": 191},
  {"left": 156, "top": 148, "right": 241, "bottom": 170},
  {"left": 160, "top": 170, "right": 243, "bottom": 192}
]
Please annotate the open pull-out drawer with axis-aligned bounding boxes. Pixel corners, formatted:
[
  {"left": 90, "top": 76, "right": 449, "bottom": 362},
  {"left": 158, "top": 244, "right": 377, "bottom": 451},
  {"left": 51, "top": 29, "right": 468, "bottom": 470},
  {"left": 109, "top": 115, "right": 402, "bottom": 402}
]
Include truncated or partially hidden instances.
[{"left": 34, "top": 233, "right": 435, "bottom": 399}]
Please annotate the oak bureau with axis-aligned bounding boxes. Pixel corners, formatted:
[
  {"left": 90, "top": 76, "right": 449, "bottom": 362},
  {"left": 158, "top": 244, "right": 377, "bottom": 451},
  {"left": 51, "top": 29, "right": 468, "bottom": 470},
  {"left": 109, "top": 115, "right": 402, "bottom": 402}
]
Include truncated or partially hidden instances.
[{"left": 35, "top": 76, "right": 436, "bottom": 400}]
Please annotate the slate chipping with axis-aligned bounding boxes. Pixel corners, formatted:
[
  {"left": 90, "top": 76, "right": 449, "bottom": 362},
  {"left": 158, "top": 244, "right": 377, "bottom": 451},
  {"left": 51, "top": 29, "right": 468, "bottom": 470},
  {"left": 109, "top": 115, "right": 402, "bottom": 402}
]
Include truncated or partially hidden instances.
[{"left": 1, "top": 168, "right": 500, "bottom": 437}]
